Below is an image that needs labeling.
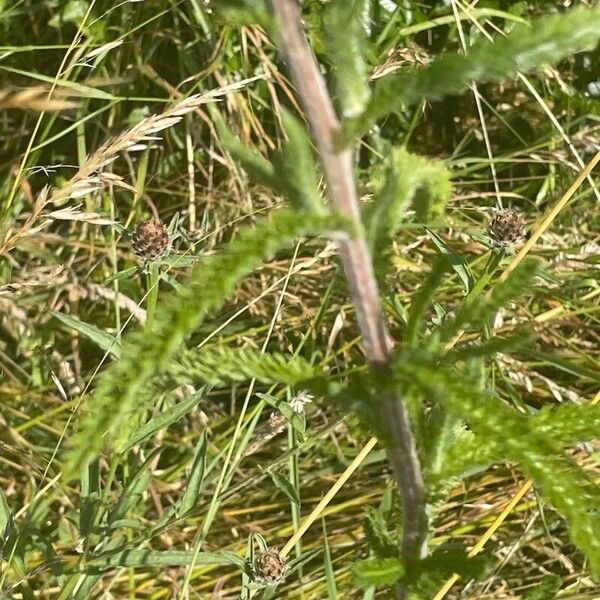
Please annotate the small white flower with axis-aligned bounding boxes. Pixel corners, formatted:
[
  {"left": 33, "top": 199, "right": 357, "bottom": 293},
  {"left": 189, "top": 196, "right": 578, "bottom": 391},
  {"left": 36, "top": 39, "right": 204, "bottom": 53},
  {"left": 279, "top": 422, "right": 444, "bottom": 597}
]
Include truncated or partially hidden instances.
[{"left": 288, "top": 390, "right": 314, "bottom": 414}]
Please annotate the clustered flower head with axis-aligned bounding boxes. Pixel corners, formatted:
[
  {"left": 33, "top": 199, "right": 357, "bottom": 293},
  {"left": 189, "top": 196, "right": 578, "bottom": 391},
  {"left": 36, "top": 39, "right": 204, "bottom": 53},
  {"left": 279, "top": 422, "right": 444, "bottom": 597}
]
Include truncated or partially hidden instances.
[
  {"left": 253, "top": 548, "right": 287, "bottom": 585},
  {"left": 130, "top": 216, "right": 170, "bottom": 262},
  {"left": 288, "top": 390, "right": 313, "bottom": 414},
  {"left": 487, "top": 208, "right": 526, "bottom": 245}
]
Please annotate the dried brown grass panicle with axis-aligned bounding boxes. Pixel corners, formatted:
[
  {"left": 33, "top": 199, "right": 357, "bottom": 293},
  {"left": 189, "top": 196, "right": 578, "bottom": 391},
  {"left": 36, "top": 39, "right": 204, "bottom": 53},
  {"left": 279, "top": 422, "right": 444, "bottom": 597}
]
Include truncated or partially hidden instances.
[
  {"left": 48, "top": 77, "right": 264, "bottom": 205},
  {"left": 0, "top": 86, "right": 78, "bottom": 111}
]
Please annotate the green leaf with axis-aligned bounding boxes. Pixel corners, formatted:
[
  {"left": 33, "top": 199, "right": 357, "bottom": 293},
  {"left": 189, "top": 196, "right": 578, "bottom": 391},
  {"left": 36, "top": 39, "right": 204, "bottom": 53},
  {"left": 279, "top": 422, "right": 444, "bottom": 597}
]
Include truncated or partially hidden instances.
[
  {"left": 396, "top": 351, "right": 600, "bottom": 576},
  {"left": 272, "top": 108, "right": 325, "bottom": 214},
  {"left": 107, "top": 448, "right": 161, "bottom": 527},
  {"left": 363, "top": 506, "right": 398, "bottom": 559},
  {"left": 287, "top": 547, "right": 322, "bottom": 576},
  {"left": 215, "top": 0, "right": 271, "bottom": 30},
  {"left": 322, "top": 0, "right": 370, "bottom": 118},
  {"left": 425, "top": 228, "right": 474, "bottom": 295},
  {"left": 322, "top": 519, "right": 338, "bottom": 599},
  {"left": 522, "top": 574, "right": 562, "bottom": 600},
  {"left": 267, "top": 470, "right": 300, "bottom": 506},
  {"left": 405, "top": 258, "right": 451, "bottom": 345},
  {"left": 122, "top": 387, "right": 207, "bottom": 451},
  {"left": 408, "top": 548, "right": 489, "bottom": 597},
  {"left": 526, "top": 350, "right": 600, "bottom": 383},
  {"left": 444, "top": 330, "right": 533, "bottom": 364},
  {"left": 79, "top": 459, "right": 100, "bottom": 536},
  {"left": 0, "top": 489, "right": 13, "bottom": 544},
  {"left": 440, "top": 259, "right": 540, "bottom": 340},
  {"left": 214, "top": 104, "right": 325, "bottom": 214},
  {"left": 51, "top": 311, "right": 121, "bottom": 358},
  {"left": 257, "top": 393, "right": 306, "bottom": 437},
  {"left": 533, "top": 403, "right": 600, "bottom": 445},
  {"left": 366, "top": 148, "right": 451, "bottom": 251},
  {"left": 209, "top": 104, "right": 278, "bottom": 189},
  {"left": 171, "top": 346, "right": 317, "bottom": 387},
  {"left": 64, "top": 209, "right": 350, "bottom": 478},
  {"left": 345, "top": 4, "right": 600, "bottom": 138},
  {"left": 352, "top": 557, "right": 405, "bottom": 588},
  {"left": 178, "top": 431, "right": 208, "bottom": 515},
  {"left": 85, "top": 548, "right": 240, "bottom": 571},
  {"left": 423, "top": 404, "right": 466, "bottom": 480}
]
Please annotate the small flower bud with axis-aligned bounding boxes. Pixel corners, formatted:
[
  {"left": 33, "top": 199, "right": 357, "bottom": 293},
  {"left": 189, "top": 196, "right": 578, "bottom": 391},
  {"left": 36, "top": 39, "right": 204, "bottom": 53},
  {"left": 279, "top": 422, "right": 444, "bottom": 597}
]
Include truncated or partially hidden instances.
[
  {"left": 130, "top": 217, "right": 170, "bottom": 261},
  {"left": 487, "top": 208, "right": 525, "bottom": 244},
  {"left": 253, "top": 548, "right": 287, "bottom": 585}
]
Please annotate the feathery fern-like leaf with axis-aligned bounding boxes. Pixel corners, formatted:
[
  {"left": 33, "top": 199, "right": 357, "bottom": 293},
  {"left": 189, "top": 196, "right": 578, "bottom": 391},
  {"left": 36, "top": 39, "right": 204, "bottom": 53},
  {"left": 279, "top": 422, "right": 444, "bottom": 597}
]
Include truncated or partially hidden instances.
[
  {"left": 272, "top": 109, "right": 325, "bottom": 214},
  {"left": 534, "top": 403, "right": 600, "bottom": 445},
  {"left": 170, "top": 345, "right": 317, "bottom": 386},
  {"left": 440, "top": 259, "right": 539, "bottom": 341},
  {"left": 395, "top": 352, "right": 600, "bottom": 575},
  {"left": 64, "top": 209, "right": 351, "bottom": 478},
  {"left": 366, "top": 147, "right": 450, "bottom": 252},
  {"left": 434, "top": 402, "right": 600, "bottom": 484},
  {"left": 322, "top": 0, "right": 370, "bottom": 118},
  {"left": 345, "top": 5, "right": 600, "bottom": 139}
]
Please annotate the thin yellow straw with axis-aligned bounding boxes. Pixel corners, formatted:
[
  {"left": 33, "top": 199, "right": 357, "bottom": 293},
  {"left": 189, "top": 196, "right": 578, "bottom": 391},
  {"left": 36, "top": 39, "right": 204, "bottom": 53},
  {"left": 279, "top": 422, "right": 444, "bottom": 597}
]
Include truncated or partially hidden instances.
[{"left": 281, "top": 436, "right": 378, "bottom": 557}]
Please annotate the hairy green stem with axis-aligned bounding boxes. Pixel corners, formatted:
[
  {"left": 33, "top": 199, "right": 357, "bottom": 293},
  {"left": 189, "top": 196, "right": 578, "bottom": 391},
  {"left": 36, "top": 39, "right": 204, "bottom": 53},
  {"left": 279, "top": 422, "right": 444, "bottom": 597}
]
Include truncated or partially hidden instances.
[
  {"left": 270, "top": 0, "right": 427, "bottom": 589},
  {"left": 145, "top": 262, "right": 160, "bottom": 332}
]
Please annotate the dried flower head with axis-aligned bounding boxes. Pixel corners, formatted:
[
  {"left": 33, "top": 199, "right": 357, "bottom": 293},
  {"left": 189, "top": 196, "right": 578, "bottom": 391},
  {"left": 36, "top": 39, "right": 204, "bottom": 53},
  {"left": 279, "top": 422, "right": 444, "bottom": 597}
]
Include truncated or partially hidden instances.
[
  {"left": 487, "top": 208, "right": 525, "bottom": 244},
  {"left": 131, "top": 217, "right": 170, "bottom": 261},
  {"left": 253, "top": 548, "right": 287, "bottom": 585}
]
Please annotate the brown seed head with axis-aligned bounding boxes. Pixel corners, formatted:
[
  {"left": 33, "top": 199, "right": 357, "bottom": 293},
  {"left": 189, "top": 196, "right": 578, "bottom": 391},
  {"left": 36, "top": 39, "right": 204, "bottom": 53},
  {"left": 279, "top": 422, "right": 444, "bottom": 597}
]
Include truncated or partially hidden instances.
[
  {"left": 487, "top": 208, "right": 525, "bottom": 244},
  {"left": 131, "top": 217, "right": 170, "bottom": 261},
  {"left": 253, "top": 548, "right": 287, "bottom": 584}
]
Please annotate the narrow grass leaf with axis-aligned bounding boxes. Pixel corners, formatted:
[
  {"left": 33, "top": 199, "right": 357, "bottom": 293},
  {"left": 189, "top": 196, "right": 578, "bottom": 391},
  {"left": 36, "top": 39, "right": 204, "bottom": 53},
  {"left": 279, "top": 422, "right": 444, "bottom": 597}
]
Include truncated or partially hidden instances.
[
  {"left": 178, "top": 431, "right": 208, "bottom": 516},
  {"left": 322, "top": 518, "right": 338, "bottom": 599},
  {"left": 85, "top": 549, "right": 239, "bottom": 571},
  {"left": 425, "top": 227, "right": 474, "bottom": 294},
  {"left": 51, "top": 311, "right": 121, "bottom": 358},
  {"left": 107, "top": 448, "right": 161, "bottom": 527},
  {"left": 268, "top": 470, "right": 300, "bottom": 506},
  {"left": 122, "top": 387, "right": 207, "bottom": 451}
]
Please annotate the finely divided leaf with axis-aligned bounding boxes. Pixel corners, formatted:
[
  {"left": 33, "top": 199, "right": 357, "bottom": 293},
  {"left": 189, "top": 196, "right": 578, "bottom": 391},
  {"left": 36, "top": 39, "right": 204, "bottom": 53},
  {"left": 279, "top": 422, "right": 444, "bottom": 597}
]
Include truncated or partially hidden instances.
[
  {"left": 346, "top": 5, "right": 600, "bottom": 138},
  {"left": 323, "top": 0, "right": 370, "bottom": 118},
  {"left": 64, "top": 209, "right": 351, "bottom": 478},
  {"left": 170, "top": 345, "right": 317, "bottom": 387},
  {"left": 366, "top": 147, "right": 450, "bottom": 253},
  {"left": 396, "top": 352, "right": 600, "bottom": 575}
]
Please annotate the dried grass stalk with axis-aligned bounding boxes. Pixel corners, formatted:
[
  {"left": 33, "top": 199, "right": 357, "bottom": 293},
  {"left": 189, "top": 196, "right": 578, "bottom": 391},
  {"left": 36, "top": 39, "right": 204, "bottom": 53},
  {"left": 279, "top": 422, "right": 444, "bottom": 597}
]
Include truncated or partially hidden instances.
[
  {"left": 0, "top": 86, "right": 77, "bottom": 111},
  {"left": 49, "top": 76, "right": 264, "bottom": 204}
]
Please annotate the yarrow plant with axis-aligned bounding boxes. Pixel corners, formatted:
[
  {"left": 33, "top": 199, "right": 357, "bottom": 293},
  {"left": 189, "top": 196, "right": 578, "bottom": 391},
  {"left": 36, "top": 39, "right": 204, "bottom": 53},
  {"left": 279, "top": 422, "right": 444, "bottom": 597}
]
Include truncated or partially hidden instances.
[
  {"left": 60, "top": 1, "right": 600, "bottom": 597},
  {"left": 2, "top": 2, "right": 600, "bottom": 599}
]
